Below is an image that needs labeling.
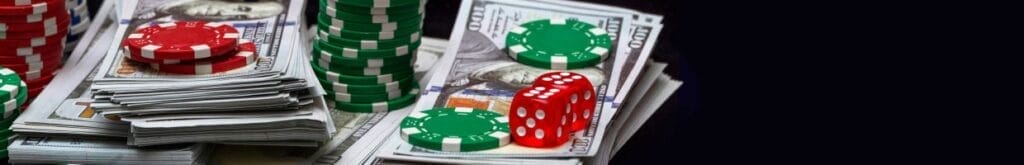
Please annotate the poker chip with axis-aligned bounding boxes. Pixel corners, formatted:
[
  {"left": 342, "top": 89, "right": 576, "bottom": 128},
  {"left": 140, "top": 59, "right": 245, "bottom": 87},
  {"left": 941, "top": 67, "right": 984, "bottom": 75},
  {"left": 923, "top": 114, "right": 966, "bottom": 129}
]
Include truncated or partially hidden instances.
[
  {"left": 0, "top": 0, "right": 65, "bottom": 15},
  {"left": 325, "top": 86, "right": 410, "bottom": 103},
  {"left": 324, "top": 0, "right": 425, "bottom": 15},
  {"left": 0, "top": 56, "right": 60, "bottom": 73},
  {"left": 68, "top": 14, "right": 88, "bottom": 34},
  {"left": 400, "top": 107, "right": 511, "bottom": 152},
  {"left": 1, "top": 83, "right": 22, "bottom": 121},
  {"left": 1, "top": 109, "right": 20, "bottom": 129},
  {"left": 0, "top": 12, "right": 68, "bottom": 32},
  {"left": 0, "top": 0, "right": 48, "bottom": 6},
  {"left": 148, "top": 39, "right": 257, "bottom": 75},
  {"left": 505, "top": 18, "right": 612, "bottom": 70},
  {"left": 325, "top": 0, "right": 424, "bottom": 8},
  {"left": 23, "top": 68, "right": 54, "bottom": 89},
  {"left": 0, "top": 8, "right": 63, "bottom": 23},
  {"left": 0, "top": 43, "right": 62, "bottom": 59},
  {"left": 316, "top": 0, "right": 423, "bottom": 113},
  {"left": 333, "top": 87, "right": 418, "bottom": 113},
  {"left": 0, "top": 126, "right": 12, "bottom": 138},
  {"left": 311, "top": 61, "right": 414, "bottom": 85},
  {"left": 0, "top": 28, "right": 66, "bottom": 47},
  {"left": 0, "top": 68, "right": 22, "bottom": 108},
  {"left": 317, "top": 39, "right": 419, "bottom": 58},
  {"left": 317, "top": 26, "right": 421, "bottom": 50},
  {"left": 15, "top": 62, "right": 58, "bottom": 81},
  {"left": 317, "top": 13, "right": 422, "bottom": 33},
  {"left": 123, "top": 21, "right": 240, "bottom": 60},
  {"left": 318, "top": 75, "right": 415, "bottom": 94},
  {"left": 318, "top": 58, "right": 413, "bottom": 76},
  {"left": 318, "top": 25, "right": 420, "bottom": 41},
  {"left": 27, "top": 85, "right": 42, "bottom": 98},
  {"left": 323, "top": 6, "right": 421, "bottom": 24},
  {"left": 312, "top": 43, "right": 416, "bottom": 68},
  {"left": 319, "top": 4, "right": 423, "bottom": 26}
]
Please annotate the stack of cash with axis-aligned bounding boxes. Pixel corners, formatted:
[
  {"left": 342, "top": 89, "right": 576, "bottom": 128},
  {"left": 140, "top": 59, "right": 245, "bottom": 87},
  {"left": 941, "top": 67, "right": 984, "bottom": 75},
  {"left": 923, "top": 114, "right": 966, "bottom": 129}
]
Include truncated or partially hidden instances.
[
  {"left": 10, "top": 0, "right": 332, "bottom": 163},
  {"left": 83, "top": 0, "right": 332, "bottom": 147},
  {"left": 6, "top": 136, "right": 210, "bottom": 165}
]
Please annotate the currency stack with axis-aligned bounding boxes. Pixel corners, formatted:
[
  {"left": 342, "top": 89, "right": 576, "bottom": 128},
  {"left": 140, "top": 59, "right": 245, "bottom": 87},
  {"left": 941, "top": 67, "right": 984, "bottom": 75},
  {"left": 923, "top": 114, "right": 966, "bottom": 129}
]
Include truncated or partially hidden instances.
[
  {"left": 312, "top": 0, "right": 425, "bottom": 113},
  {"left": 0, "top": 0, "right": 69, "bottom": 106}
]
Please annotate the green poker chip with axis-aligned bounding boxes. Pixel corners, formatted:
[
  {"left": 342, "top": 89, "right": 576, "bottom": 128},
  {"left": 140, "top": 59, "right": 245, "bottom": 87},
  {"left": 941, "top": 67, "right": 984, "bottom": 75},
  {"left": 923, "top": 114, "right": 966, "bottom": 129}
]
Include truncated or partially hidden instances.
[
  {"left": 1, "top": 67, "right": 26, "bottom": 120},
  {"left": 325, "top": 0, "right": 425, "bottom": 15},
  {"left": 317, "top": 39, "right": 420, "bottom": 58},
  {"left": 505, "top": 18, "right": 613, "bottom": 70},
  {"left": 314, "top": 57, "right": 415, "bottom": 74},
  {"left": 317, "top": 26, "right": 422, "bottom": 50},
  {"left": 311, "top": 61, "right": 415, "bottom": 85},
  {"left": 400, "top": 107, "right": 511, "bottom": 152},
  {"left": 0, "top": 128, "right": 12, "bottom": 139},
  {"left": 324, "top": 86, "right": 412, "bottom": 103},
  {"left": 319, "top": 60, "right": 413, "bottom": 76},
  {"left": 318, "top": 24, "right": 421, "bottom": 40},
  {"left": 318, "top": 13, "right": 423, "bottom": 33},
  {"left": 322, "top": 4, "right": 422, "bottom": 23},
  {"left": 318, "top": 74, "right": 416, "bottom": 94},
  {"left": 0, "top": 68, "right": 22, "bottom": 106},
  {"left": 333, "top": 87, "right": 419, "bottom": 113},
  {"left": 322, "top": 0, "right": 424, "bottom": 9},
  {"left": 312, "top": 43, "right": 417, "bottom": 68},
  {"left": 1, "top": 110, "right": 20, "bottom": 131}
]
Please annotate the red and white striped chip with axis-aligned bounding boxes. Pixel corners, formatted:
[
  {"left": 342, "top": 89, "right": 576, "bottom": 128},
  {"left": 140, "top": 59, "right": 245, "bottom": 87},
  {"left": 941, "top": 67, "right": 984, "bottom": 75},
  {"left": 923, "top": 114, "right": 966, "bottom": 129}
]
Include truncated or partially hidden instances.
[
  {"left": 123, "top": 21, "right": 239, "bottom": 60},
  {"left": 0, "top": 56, "right": 60, "bottom": 73},
  {"left": 149, "top": 39, "right": 258, "bottom": 75},
  {"left": 0, "top": 0, "right": 65, "bottom": 15},
  {"left": 0, "top": 8, "right": 63, "bottom": 23},
  {"left": 0, "top": 44, "right": 63, "bottom": 61}
]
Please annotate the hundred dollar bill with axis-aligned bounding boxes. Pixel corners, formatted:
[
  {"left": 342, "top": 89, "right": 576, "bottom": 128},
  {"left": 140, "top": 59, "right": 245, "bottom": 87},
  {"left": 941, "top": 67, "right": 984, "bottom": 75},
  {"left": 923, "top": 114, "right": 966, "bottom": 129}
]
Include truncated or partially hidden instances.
[{"left": 378, "top": 0, "right": 634, "bottom": 158}]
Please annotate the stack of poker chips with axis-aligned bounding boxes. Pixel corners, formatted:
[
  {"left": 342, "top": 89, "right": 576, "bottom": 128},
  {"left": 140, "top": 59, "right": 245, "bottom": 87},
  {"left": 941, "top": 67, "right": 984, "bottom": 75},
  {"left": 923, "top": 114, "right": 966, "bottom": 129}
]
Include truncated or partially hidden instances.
[
  {"left": 312, "top": 0, "right": 425, "bottom": 112},
  {"left": 1, "top": 67, "right": 29, "bottom": 159},
  {"left": 64, "top": 0, "right": 90, "bottom": 54},
  {"left": 122, "top": 21, "right": 258, "bottom": 75},
  {"left": 0, "top": 0, "right": 69, "bottom": 104}
]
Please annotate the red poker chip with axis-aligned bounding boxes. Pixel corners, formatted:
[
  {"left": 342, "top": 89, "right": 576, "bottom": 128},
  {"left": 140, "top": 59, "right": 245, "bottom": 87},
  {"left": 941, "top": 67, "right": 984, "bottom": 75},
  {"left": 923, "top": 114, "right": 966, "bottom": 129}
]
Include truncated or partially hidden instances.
[
  {"left": 0, "top": 40, "right": 64, "bottom": 56},
  {"left": 122, "top": 45, "right": 190, "bottom": 64},
  {"left": 28, "top": 86, "right": 44, "bottom": 99},
  {"left": 0, "top": 56, "right": 60, "bottom": 73},
  {"left": 0, "top": 51, "right": 61, "bottom": 65},
  {"left": 16, "top": 62, "right": 59, "bottom": 81},
  {"left": 24, "top": 69, "right": 55, "bottom": 89},
  {"left": 0, "top": 7, "right": 64, "bottom": 23},
  {"left": 0, "top": 29, "right": 66, "bottom": 47},
  {"left": 0, "top": 12, "right": 68, "bottom": 32},
  {"left": 123, "top": 21, "right": 239, "bottom": 60},
  {"left": 150, "top": 39, "right": 258, "bottom": 75},
  {"left": 0, "top": 0, "right": 65, "bottom": 15},
  {"left": 0, "top": 0, "right": 48, "bottom": 6}
]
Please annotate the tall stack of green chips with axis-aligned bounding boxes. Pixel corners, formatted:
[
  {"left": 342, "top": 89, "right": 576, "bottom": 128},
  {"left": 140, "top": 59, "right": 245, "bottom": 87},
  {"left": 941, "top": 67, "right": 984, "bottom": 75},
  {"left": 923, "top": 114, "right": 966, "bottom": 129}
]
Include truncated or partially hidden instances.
[
  {"left": 314, "top": 0, "right": 425, "bottom": 113},
  {"left": 1, "top": 67, "right": 29, "bottom": 159}
]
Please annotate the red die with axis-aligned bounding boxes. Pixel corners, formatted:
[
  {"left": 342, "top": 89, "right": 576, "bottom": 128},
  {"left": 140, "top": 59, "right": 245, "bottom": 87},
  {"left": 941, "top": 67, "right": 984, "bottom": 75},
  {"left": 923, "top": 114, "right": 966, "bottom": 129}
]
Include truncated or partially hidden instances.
[
  {"left": 509, "top": 86, "right": 574, "bottom": 148},
  {"left": 533, "top": 72, "right": 596, "bottom": 132}
]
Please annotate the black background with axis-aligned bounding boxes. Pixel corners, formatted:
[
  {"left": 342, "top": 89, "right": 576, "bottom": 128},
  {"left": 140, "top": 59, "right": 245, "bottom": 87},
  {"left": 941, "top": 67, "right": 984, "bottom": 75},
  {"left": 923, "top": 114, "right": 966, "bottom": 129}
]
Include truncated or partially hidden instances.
[{"left": 76, "top": 0, "right": 959, "bottom": 164}]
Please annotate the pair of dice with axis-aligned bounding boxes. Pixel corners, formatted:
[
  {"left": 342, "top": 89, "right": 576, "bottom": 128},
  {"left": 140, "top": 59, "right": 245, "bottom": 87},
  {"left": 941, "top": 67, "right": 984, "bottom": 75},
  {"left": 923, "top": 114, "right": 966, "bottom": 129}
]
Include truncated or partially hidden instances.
[{"left": 509, "top": 72, "right": 597, "bottom": 148}]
